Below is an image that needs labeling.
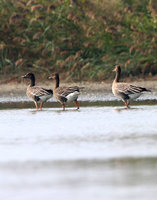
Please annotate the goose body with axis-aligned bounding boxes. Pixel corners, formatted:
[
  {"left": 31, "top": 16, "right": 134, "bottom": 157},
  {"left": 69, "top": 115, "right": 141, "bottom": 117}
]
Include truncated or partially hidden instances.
[
  {"left": 49, "top": 73, "right": 82, "bottom": 110},
  {"left": 54, "top": 86, "right": 80, "bottom": 103},
  {"left": 112, "top": 65, "right": 151, "bottom": 108},
  {"left": 22, "top": 73, "right": 53, "bottom": 110}
]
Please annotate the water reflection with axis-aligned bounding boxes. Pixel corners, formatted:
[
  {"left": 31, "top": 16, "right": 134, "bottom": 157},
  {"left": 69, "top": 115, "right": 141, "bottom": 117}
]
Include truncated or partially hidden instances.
[
  {"left": 113, "top": 106, "right": 143, "bottom": 113},
  {"left": 0, "top": 100, "right": 157, "bottom": 110}
]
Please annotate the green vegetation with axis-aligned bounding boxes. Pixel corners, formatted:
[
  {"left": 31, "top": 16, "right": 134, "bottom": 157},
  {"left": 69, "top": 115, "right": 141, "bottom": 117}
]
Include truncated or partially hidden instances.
[{"left": 0, "top": 0, "right": 156, "bottom": 81}]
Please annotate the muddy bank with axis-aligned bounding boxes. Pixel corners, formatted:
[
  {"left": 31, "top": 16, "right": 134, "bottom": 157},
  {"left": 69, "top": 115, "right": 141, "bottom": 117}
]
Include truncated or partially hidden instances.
[{"left": 0, "top": 80, "right": 157, "bottom": 96}]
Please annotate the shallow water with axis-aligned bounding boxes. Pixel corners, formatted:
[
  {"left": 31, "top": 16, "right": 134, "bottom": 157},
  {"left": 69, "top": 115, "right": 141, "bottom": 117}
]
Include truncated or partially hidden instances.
[
  {"left": 0, "top": 90, "right": 157, "bottom": 103},
  {"left": 1, "top": 104, "right": 157, "bottom": 200}
]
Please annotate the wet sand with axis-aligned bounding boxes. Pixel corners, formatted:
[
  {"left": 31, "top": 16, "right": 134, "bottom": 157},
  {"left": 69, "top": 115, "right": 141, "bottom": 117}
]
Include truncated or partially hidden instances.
[{"left": 0, "top": 80, "right": 157, "bottom": 96}]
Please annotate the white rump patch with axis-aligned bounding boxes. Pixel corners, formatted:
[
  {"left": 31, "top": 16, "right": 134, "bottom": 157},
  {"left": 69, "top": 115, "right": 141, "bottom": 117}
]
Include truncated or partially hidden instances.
[
  {"left": 128, "top": 93, "right": 141, "bottom": 100},
  {"left": 38, "top": 94, "right": 52, "bottom": 103},
  {"left": 66, "top": 91, "right": 80, "bottom": 102}
]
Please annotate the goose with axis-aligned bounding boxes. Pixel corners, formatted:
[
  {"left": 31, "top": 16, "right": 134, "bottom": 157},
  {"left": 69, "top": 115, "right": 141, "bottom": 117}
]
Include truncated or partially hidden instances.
[
  {"left": 49, "top": 73, "right": 83, "bottom": 110},
  {"left": 112, "top": 65, "right": 151, "bottom": 108},
  {"left": 22, "top": 72, "right": 53, "bottom": 110}
]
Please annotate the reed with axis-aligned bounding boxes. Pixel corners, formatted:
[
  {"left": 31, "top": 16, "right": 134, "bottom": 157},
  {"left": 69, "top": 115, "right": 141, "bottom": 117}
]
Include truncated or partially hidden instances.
[{"left": 0, "top": 0, "right": 156, "bottom": 81}]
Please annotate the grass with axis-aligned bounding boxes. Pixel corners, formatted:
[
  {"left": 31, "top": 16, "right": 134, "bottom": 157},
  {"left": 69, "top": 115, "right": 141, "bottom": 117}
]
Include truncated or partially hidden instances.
[{"left": 0, "top": 0, "right": 156, "bottom": 81}]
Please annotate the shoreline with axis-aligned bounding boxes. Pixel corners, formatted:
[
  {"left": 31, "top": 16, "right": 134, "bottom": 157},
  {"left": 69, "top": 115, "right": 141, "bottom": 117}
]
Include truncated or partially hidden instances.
[{"left": 0, "top": 80, "right": 157, "bottom": 96}]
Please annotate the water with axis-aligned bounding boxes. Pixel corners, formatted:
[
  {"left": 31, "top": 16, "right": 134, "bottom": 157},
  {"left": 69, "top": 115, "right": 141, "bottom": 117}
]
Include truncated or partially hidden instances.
[
  {"left": 0, "top": 90, "right": 157, "bottom": 102},
  {"left": 1, "top": 100, "right": 157, "bottom": 200}
]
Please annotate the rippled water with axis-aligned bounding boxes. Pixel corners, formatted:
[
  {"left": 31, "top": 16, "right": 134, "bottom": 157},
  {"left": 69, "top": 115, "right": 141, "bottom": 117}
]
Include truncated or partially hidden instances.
[{"left": 1, "top": 100, "right": 157, "bottom": 200}]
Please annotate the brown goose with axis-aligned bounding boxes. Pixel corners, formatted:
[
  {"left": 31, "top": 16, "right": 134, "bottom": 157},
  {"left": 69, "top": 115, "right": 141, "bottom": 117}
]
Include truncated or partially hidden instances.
[
  {"left": 112, "top": 65, "right": 151, "bottom": 108},
  {"left": 49, "top": 73, "right": 83, "bottom": 110},
  {"left": 22, "top": 73, "right": 53, "bottom": 110}
]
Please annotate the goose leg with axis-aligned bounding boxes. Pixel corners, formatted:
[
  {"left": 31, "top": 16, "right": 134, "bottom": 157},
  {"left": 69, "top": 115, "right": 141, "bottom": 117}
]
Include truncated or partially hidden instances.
[
  {"left": 62, "top": 104, "right": 65, "bottom": 111},
  {"left": 40, "top": 103, "right": 43, "bottom": 110},
  {"left": 34, "top": 102, "right": 38, "bottom": 110},
  {"left": 124, "top": 102, "right": 129, "bottom": 109},
  {"left": 75, "top": 100, "right": 79, "bottom": 110}
]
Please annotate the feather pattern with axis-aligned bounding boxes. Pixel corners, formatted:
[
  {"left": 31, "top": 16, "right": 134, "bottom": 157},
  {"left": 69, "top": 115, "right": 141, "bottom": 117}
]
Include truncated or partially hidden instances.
[
  {"left": 54, "top": 86, "right": 80, "bottom": 104},
  {"left": 50, "top": 73, "right": 83, "bottom": 110},
  {"left": 112, "top": 65, "right": 151, "bottom": 108},
  {"left": 23, "top": 72, "right": 53, "bottom": 110},
  {"left": 27, "top": 86, "right": 53, "bottom": 98},
  {"left": 55, "top": 86, "right": 80, "bottom": 97},
  {"left": 27, "top": 85, "right": 53, "bottom": 103},
  {"left": 115, "top": 83, "right": 148, "bottom": 96}
]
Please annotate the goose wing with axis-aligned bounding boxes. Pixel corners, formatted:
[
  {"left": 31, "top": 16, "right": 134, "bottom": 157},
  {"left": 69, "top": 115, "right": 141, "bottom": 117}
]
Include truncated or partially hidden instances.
[
  {"left": 116, "top": 83, "right": 148, "bottom": 95},
  {"left": 30, "top": 86, "right": 53, "bottom": 97},
  {"left": 55, "top": 86, "right": 80, "bottom": 97}
]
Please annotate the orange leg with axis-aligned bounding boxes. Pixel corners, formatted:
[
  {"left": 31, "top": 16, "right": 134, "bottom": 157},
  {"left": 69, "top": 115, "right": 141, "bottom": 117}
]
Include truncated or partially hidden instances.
[
  {"left": 34, "top": 102, "right": 38, "bottom": 110},
  {"left": 40, "top": 103, "right": 43, "bottom": 110},
  {"left": 75, "top": 100, "right": 79, "bottom": 110},
  {"left": 124, "top": 102, "right": 129, "bottom": 109},
  {"left": 62, "top": 104, "right": 65, "bottom": 111}
]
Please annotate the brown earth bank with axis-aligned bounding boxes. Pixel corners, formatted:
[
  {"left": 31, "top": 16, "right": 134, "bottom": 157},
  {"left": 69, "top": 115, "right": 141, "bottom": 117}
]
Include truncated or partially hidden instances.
[{"left": 0, "top": 78, "right": 157, "bottom": 96}]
